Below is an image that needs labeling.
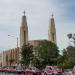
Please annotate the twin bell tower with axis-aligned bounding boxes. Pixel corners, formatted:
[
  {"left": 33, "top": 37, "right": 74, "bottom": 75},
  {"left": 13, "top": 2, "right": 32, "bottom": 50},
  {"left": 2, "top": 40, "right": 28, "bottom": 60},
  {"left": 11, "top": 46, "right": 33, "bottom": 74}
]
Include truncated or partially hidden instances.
[
  {"left": 20, "top": 11, "right": 28, "bottom": 48},
  {"left": 20, "top": 11, "right": 56, "bottom": 48}
]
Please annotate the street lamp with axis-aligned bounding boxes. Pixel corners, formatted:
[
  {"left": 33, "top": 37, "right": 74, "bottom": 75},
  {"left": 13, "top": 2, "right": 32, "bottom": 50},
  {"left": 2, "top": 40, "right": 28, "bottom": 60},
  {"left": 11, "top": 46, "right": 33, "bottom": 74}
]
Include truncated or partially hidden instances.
[
  {"left": 8, "top": 35, "right": 18, "bottom": 48},
  {"left": 67, "top": 33, "right": 75, "bottom": 46}
]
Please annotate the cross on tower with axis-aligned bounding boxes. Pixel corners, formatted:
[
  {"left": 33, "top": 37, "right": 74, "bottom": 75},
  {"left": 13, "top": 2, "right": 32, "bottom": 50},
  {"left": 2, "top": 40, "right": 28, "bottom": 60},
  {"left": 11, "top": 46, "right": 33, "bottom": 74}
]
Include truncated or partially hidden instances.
[
  {"left": 51, "top": 14, "right": 54, "bottom": 18},
  {"left": 23, "top": 11, "right": 25, "bottom": 16}
]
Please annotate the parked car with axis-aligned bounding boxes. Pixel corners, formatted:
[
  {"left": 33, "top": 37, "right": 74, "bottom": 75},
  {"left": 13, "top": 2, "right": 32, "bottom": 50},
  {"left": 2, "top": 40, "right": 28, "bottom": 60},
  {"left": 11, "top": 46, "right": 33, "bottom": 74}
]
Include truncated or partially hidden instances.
[
  {"left": 25, "top": 67, "right": 41, "bottom": 75},
  {"left": 2, "top": 67, "right": 16, "bottom": 73},
  {"left": 72, "top": 67, "right": 75, "bottom": 75},
  {"left": 2, "top": 67, "right": 8, "bottom": 72},
  {"left": 42, "top": 66, "right": 64, "bottom": 75},
  {"left": 0, "top": 67, "right": 3, "bottom": 72},
  {"left": 15, "top": 66, "right": 26, "bottom": 74}
]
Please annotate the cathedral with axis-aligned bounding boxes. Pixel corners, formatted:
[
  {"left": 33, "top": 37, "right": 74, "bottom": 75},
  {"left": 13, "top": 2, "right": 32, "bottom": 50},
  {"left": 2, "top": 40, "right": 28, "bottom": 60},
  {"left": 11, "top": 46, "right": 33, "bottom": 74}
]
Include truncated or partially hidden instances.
[
  {"left": 1, "top": 11, "right": 57, "bottom": 66},
  {"left": 20, "top": 11, "right": 56, "bottom": 48}
]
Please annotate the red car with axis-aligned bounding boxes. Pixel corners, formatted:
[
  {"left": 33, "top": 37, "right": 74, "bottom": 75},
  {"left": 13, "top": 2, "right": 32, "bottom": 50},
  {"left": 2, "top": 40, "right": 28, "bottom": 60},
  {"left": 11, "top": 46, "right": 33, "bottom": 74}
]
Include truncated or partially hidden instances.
[
  {"left": 15, "top": 66, "right": 26, "bottom": 74},
  {"left": 25, "top": 67, "right": 41, "bottom": 75},
  {"left": 2, "top": 67, "right": 8, "bottom": 72},
  {"left": 0, "top": 67, "right": 3, "bottom": 72},
  {"left": 43, "top": 66, "right": 64, "bottom": 75},
  {"left": 72, "top": 67, "right": 75, "bottom": 75},
  {"left": 2, "top": 67, "right": 16, "bottom": 73}
]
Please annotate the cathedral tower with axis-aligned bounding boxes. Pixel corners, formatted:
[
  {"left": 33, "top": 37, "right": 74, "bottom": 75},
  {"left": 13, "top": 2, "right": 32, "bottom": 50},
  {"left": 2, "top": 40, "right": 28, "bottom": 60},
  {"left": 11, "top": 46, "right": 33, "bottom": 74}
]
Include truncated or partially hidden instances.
[
  {"left": 48, "top": 14, "right": 56, "bottom": 44},
  {"left": 20, "top": 11, "right": 28, "bottom": 48}
]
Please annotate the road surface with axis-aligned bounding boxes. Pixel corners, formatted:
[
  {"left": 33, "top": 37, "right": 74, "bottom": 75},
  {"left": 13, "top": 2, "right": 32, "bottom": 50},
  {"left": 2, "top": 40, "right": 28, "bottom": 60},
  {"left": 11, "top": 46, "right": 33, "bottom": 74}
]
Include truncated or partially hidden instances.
[{"left": 0, "top": 72, "right": 73, "bottom": 75}]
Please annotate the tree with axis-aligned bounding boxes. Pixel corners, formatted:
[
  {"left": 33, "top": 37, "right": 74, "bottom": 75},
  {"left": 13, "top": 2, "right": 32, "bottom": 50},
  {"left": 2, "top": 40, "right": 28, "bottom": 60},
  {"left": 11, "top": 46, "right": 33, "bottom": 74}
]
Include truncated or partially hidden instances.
[
  {"left": 35, "top": 40, "right": 59, "bottom": 66},
  {"left": 32, "top": 57, "right": 40, "bottom": 66},
  {"left": 57, "top": 49, "right": 68, "bottom": 68},
  {"left": 67, "top": 46, "right": 75, "bottom": 65},
  {"left": 57, "top": 46, "right": 75, "bottom": 68},
  {"left": 21, "top": 44, "right": 34, "bottom": 66},
  {"left": 9, "top": 58, "right": 14, "bottom": 66}
]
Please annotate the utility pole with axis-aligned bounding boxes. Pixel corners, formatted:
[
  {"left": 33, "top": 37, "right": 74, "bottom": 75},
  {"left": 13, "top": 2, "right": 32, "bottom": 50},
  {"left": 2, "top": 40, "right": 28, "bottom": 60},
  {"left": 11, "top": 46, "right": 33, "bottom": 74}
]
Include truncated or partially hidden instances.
[{"left": 8, "top": 35, "right": 18, "bottom": 48}]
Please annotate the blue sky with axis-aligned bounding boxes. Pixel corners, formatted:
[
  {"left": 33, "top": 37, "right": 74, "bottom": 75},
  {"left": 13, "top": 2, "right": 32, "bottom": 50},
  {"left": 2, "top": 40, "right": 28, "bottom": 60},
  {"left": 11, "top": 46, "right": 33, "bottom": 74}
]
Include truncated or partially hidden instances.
[{"left": 0, "top": 0, "right": 75, "bottom": 52}]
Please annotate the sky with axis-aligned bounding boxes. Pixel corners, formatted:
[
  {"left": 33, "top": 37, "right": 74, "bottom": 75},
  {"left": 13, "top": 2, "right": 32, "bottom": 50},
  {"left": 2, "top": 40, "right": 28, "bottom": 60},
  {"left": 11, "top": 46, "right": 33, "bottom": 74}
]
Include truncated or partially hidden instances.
[{"left": 0, "top": 0, "right": 75, "bottom": 52}]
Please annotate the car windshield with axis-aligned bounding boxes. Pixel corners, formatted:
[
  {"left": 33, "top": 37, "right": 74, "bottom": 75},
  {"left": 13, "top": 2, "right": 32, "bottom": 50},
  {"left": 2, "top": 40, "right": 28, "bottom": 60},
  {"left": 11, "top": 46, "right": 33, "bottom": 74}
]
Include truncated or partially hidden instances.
[
  {"left": 16, "top": 66, "right": 24, "bottom": 70},
  {"left": 31, "top": 67, "right": 39, "bottom": 70},
  {"left": 7, "top": 67, "right": 14, "bottom": 69},
  {"left": 52, "top": 66, "right": 61, "bottom": 70},
  {"left": 45, "top": 67, "right": 52, "bottom": 70}
]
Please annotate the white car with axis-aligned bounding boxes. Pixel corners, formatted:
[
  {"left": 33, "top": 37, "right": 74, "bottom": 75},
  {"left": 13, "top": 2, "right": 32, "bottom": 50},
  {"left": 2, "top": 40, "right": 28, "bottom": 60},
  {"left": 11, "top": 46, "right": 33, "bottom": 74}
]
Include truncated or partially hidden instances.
[{"left": 43, "top": 66, "right": 64, "bottom": 75}]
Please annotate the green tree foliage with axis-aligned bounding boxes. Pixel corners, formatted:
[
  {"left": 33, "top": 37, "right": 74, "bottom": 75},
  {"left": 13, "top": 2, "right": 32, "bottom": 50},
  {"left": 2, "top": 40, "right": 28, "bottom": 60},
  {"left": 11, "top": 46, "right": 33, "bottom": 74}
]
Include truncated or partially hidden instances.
[
  {"left": 32, "top": 57, "right": 40, "bottom": 67},
  {"left": 57, "top": 46, "right": 75, "bottom": 68},
  {"left": 21, "top": 44, "right": 34, "bottom": 66},
  {"left": 9, "top": 58, "right": 14, "bottom": 66},
  {"left": 67, "top": 46, "right": 75, "bottom": 65},
  {"left": 35, "top": 40, "right": 59, "bottom": 66},
  {"left": 57, "top": 49, "right": 69, "bottom": 68}
]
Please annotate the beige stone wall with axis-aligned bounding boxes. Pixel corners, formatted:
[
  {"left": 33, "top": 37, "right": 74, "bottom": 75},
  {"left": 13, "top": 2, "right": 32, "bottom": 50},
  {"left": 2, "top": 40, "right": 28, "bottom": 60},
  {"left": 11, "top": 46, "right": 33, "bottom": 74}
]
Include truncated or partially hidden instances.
[
  {"left": 0, "top": 53, "right": 2, "bottom": 66},
  {"left": 2, "top": 48, "right": 19, "bottom": 66}
]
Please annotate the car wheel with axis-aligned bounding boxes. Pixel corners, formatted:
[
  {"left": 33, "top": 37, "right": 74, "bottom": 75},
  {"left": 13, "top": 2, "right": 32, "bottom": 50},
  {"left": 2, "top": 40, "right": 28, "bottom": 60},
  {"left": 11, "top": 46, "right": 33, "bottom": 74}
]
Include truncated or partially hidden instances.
[
  {"left": 39, "top": 73, "right": 42, "bottom": 75},
  {"left": 52, "top": 73, "right": 56, "bottom": 75},
  {"left": 44, "top": 73, "right": 47, "bottom": 75}
]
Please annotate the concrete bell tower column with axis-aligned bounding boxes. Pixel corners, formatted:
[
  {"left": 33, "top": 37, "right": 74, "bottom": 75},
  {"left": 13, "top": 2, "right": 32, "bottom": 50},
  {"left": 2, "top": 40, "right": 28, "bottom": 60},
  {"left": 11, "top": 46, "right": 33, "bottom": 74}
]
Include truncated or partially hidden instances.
[
  {"left": 20, "top": 11, "right": 28, "bottom": 48},
  {"left": 48, "top": 14, "right": 57, "bottom": 44}
]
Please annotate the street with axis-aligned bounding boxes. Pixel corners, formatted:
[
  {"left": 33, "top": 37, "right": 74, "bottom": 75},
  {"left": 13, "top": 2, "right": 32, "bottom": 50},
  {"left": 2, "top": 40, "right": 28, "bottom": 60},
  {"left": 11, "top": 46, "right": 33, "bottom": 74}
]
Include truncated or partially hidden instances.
[
  {"left": 0, "top": 72, "right": 24, "bottom": 75},
  {"left": 0, "top": 72, "right": 73, "bottom": 75}
]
